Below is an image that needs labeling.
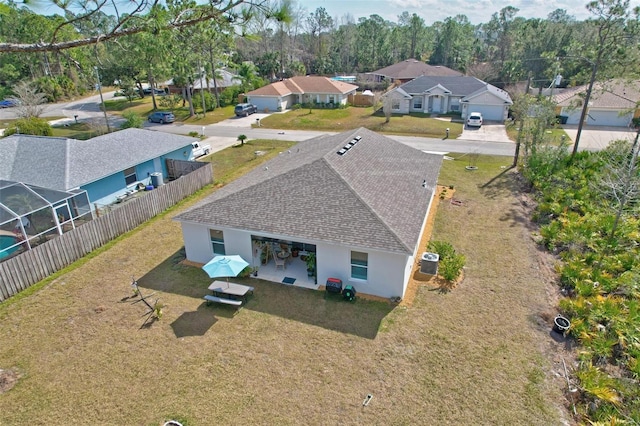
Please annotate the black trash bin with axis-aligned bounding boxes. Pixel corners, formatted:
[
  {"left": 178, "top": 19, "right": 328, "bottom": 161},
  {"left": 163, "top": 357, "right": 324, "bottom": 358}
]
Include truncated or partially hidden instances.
[{"left": 342, "top": 285, "right": 356, "bottom": 302}]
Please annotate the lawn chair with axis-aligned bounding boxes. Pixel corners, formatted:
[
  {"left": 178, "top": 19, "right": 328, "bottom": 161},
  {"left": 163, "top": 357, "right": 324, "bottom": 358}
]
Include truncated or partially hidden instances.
[{"left": 273, "top": 252, "right": 286, "bottom": 270}]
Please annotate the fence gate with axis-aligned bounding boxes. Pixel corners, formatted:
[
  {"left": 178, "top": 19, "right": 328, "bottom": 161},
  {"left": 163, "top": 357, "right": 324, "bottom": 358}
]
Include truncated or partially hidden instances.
[{"left": 166, "top": 159, "right": 209, "bottom": 180}]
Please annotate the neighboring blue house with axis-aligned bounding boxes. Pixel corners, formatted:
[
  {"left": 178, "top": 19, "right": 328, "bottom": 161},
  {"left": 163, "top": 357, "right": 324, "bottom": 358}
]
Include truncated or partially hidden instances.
[{"left": 0, "top": 129, "right": 200, "bottom": 209}]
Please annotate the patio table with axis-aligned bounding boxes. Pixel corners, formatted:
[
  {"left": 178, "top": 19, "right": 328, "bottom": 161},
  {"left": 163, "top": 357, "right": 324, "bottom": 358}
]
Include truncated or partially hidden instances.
[{"left": 208, "top": 281, "right": 253, "bottom": 301}]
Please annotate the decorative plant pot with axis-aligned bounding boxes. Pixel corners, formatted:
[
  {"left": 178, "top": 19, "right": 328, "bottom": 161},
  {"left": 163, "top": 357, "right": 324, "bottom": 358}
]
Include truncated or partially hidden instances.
[
  {"left": 553, "top": 315, "right": 571, "bottom": 334},
  {"left": 292, "top": 249, "right": 299, "bottom": 257}
]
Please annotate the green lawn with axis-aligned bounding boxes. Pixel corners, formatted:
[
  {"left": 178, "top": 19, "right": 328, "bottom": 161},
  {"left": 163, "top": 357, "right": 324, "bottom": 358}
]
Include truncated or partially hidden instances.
[
  {"left": 506, "top": 120, "right": 570, "bottom": 145},
  {"left": 0, "top": 142, "right": 564, "bottom": 425},
  {"left": 104, "top": 96, "right": 236, "bottom": 125},
  {"left": 260, "top": 107, "right": 463, "bottom": 137}
]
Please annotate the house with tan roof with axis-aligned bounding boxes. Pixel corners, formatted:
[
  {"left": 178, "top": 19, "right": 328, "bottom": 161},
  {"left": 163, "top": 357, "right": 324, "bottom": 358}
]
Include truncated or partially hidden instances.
[
  {"left": 368, "top": 59, "right": 463, "bottom": 83},
  {"left": 174, "top": 128, "right": 442, "bottom": 300},
  {"left": 553, "top": 79, "right": 640, "bottom": 127},
  {"left": 246, "top": 76, "right": 358, "bottom": 112}
]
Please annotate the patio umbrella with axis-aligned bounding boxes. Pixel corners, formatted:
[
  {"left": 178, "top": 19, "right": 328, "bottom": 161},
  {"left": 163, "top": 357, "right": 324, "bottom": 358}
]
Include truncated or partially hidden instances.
[{"left": 202, "top": 255, "right": 249, "bottom": 283}]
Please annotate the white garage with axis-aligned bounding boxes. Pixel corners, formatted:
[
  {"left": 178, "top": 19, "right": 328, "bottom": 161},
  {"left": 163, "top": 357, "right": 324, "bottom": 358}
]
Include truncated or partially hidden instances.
[
  {"left": 464, "top": 104, "right": 508, "bottom": 122},
  {"left": 561, "top": 107, "right": 633, "bottom": 127},
  {"left": 554, "top": 79, "right": 640, "bottom": 127}
]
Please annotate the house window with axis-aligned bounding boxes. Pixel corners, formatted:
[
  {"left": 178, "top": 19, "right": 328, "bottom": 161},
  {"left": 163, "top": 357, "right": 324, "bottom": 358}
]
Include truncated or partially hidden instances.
[
  {"left": 328, "top": 95, "right": 335, "bottom": 104},
  {"left": 124, "top": 166, "right": 137, "bottom": 185},
  {"left": 450, "top": 105, "right": 459, "bottom": 111},
  {"left": 413, "top": 98, "right": 423, "bottom": 109},
  {"left": 210, "top": 229, "right": 226, "bottom": 255},
  {"left": 351, "top": 251, "right": 368, "bottom": 280},
  {"left": 392, "top": 99, "right": 400, "bottom": 110}
]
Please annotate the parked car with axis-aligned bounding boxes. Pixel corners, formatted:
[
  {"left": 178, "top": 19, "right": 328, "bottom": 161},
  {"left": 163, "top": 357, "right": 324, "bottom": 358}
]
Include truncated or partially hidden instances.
[
  {"left": 234, "top": 103, "right": 258, "bottom": 117},
  {"left": 0, "top": 99, "right": 18, "bottom": 108},
  {"left": 148, "top": 111, "right": 175, "bottom": 124},
  {"left": 466, "top": 112, "right": 483, "bottom": 128},
  {"left": 143, "top": 87, "right": 165, "bottom": 95}
]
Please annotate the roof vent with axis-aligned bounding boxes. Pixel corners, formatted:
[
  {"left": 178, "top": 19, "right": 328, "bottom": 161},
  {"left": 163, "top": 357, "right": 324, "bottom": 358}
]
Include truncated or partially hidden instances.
[{"left": 337, "top": 136, "right": 363, "bottom": 156}]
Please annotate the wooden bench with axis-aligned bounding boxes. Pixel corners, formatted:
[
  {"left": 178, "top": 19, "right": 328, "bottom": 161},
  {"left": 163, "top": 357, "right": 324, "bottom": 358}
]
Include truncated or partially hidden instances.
[{"left": 203, "top": 294, "right": 242, "bottom": 307}]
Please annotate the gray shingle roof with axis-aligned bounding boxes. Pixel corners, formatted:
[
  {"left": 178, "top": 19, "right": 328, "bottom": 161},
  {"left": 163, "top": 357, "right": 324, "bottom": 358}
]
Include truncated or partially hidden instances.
[
  {"left": 0, "top": 129, "right": 197, "bottom": 191},
  {"left": 400, "top": 76, "right": 487, "bottom": 96},
  {"left": 175, "top": 128, "right": 443, "bottom": 254}
]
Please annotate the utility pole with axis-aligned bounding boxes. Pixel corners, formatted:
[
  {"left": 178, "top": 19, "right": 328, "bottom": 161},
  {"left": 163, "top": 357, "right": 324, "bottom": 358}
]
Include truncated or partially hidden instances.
[
  {"left": 199, "top": 61, "right": 206, "bottom": 117},
  {"left": 94, "top": 66, "right": 111, "bottom": 133}
]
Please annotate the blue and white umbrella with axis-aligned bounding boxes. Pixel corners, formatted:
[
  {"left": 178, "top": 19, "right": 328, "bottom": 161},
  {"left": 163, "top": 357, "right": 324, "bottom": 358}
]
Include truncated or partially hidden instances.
[{"left": 202, "top": 255, "right": 249, "bottom": 281}]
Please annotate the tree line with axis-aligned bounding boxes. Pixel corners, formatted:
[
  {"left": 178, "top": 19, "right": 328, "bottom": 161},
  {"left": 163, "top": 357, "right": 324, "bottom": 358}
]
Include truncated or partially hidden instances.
[{"left": 0, "top": 0, "right": 638, "bottom": 106}]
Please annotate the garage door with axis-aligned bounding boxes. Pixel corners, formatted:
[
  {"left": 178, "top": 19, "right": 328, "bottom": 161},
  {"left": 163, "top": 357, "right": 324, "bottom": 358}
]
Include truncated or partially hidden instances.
[
  {"left": 466, "top": 104, "right": 505, "bottom": 122},
  {"left": 586, "top": 110, "right": 632, "bottom": 127},
  {"left": 562, "top": 108, "right": 632, "bottom": 127},
  {"left": 562, "top": 108, "right": 583, "bottom": 125},
  {"left": 248, "top": 97, "right": 279, "bottom": 113}
]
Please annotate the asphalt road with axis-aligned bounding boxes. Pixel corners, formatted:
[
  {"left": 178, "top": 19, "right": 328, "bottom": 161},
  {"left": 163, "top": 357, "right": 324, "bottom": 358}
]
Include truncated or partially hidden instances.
[
  {"left": 1, "top": 95, "right": 516, "bottom": 157},
  {"left": 147, "top": 122, "right": 517, "bottom": 157}
]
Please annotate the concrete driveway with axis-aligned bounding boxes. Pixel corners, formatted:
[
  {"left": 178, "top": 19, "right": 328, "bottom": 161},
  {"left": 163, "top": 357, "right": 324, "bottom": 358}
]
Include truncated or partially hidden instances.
[
  {"left": 213, "top": 112, "right": 272, "bottom": 128},
  {"left": 561, "top": 125, "right": 636, "bottom": 150},
  {"left": 457, "top": 123, "right": 512, "bottom": 143}
]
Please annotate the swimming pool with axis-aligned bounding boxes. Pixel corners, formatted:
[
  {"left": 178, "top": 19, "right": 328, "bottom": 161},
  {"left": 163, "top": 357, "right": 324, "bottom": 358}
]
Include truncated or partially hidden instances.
[{"left": 0, "top": 235, "right": 19, "bottom": 259}]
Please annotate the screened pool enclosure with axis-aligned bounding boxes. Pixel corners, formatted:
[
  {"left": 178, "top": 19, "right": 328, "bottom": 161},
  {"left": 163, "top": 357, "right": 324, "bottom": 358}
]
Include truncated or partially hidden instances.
[{"left": 0, "top": 180, "right": 93, "bottom": 260}]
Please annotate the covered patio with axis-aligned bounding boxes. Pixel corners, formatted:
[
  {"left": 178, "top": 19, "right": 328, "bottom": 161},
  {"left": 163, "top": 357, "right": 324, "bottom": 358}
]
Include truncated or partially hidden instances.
[{"left": 251, "top": 237, "right": 318, "bottom": 290}]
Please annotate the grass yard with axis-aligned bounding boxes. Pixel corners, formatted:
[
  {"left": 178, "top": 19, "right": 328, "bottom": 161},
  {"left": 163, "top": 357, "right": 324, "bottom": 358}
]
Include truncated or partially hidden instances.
[
  {"left": 104, "top": 96, "right": 236, "bottom": 125},
  {"left": 258, "top": 107, "right": 463, "bottom": 138},
  {"left": 0, "top": 146, "right": 567, "bottom": 425},
  {"left": 506, "top": 120, "right": 570, "bottom": 145}
]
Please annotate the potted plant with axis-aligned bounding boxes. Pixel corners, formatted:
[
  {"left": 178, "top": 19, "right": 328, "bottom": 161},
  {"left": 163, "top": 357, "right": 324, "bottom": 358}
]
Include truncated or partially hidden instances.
[{"left": 305, "top": 252, "right": 316, "bottom": 277}]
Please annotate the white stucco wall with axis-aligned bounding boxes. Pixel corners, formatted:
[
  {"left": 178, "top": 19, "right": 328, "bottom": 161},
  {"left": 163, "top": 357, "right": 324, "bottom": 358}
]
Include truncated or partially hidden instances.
[
  {"left": 180, "top": 222, "right": 412, "bottom": 298},
  {"left": 316, "top": 242, "right": 408, "bottom": 299}
]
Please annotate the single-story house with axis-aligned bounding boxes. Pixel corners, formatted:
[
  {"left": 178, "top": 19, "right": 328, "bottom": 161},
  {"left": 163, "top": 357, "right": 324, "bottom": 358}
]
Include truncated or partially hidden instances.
[
  {"left": 552, "top": 79, "right": 640, "bottom": 127},
  {"left": 245, "top": 76, "right": 358, "bottom": 112},
  {"left": 0, "top": 129, "right": 200, "bottom": 209},
  {"left": 174, "top": 128, "right": 443, "bottom": 300},
  {"left": 384, "top": 76, "right": 513, "bottom": 122},
  {"left": 367, "top": 58, "right": 463, "bottom": 83},
  {"left": 163, "top": 69, "right": 241, "bottom": 95}
]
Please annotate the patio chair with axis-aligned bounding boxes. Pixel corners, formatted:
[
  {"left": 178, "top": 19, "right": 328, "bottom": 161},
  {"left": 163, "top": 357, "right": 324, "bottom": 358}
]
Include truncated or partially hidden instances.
[{"left": 273, "top": 252, "right": 286, "bottom": 270}]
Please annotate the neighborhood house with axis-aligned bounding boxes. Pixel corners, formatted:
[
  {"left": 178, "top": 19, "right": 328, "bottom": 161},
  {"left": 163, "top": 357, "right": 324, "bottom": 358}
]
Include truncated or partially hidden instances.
[
  {"left": 552, "top": 79, "right": 640, "bottom": 127},
  {"left": 175, "top": 128, "right": 443, "bottom": 300},
  {"left": 245, "top": 75, "right": 358, "bottom": 112},
  {"left": 0, "top": 129, "right": 201, "bottom": 209},
  {"left": 385, "top": 75, "right": 513, "bottom": 122}
]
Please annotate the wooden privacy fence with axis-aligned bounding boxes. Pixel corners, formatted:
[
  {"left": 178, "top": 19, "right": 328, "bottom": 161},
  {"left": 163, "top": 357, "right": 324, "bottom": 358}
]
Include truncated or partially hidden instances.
[{"left": 0, "top": 165, "right": 213, "bottom": 302}]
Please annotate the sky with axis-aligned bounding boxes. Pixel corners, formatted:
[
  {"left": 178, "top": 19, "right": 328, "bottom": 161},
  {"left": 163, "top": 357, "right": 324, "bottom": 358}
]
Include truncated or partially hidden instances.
[{"left": 298, "top": 0, "right": 640, "bottom": 25}]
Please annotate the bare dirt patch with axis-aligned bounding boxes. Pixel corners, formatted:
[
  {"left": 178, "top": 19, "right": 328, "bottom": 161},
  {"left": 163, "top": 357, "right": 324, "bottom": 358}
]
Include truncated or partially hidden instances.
[{"left": 0, "top": 368, "right": 21, "bottom": 394}]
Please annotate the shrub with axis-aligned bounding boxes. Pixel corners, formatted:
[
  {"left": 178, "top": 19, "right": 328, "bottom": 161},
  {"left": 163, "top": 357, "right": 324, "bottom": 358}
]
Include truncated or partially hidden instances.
[
  {"left": 3, "top": 117, "right": 52, "bottom": 136},
  {"left": 427, "top": 240, "right": 465, "bottom": 282},
  {"left": 120, "top": 111, "right": 143, "bottom": 129}
]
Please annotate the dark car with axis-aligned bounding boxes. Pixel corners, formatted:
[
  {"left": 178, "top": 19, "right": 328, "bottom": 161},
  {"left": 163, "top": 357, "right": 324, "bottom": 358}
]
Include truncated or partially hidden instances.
[
  {"left": 148, "top": 111, "right": 175, "bottom": 124},
  {"left": 234, "top": 103, "right": 258, "bottom": 117},
  {"left": 0, "top": 99, "right": 18, "bottom": 108},
  {"left": 143, "top": 87, "right": 165, "bottom": 95}
]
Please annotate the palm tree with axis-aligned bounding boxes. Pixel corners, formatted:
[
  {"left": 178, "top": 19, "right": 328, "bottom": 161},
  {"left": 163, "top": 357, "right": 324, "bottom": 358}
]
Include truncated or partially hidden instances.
[{"left": 237, "top": 134, "right": 248, "bottom": 146}]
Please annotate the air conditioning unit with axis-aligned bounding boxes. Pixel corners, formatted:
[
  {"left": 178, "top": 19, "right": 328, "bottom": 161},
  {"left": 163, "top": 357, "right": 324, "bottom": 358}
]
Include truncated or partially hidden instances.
[{"left": 420, "top": 252, "right": 439, "bottom": 275}]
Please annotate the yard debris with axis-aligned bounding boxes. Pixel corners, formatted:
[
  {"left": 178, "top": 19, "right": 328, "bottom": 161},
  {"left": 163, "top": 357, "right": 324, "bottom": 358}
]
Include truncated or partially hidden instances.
[
  {"left": 362, "top": 394, "right": 373, "bottom": 406},
  {"left": 450, "top": 199, "right": 464, "bottom": 206}
]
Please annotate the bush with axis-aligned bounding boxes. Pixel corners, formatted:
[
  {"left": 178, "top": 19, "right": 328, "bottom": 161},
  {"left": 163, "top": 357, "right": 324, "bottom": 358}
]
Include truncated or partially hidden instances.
[
  {"left": 120, "top": 111, "right": 143, "bottom": 129},
  {"left": 427, "top": 240, "right": 465, "bottom": 282},
  {"left": 3, "top": 117, "right": 52, "bottom": 136}
]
